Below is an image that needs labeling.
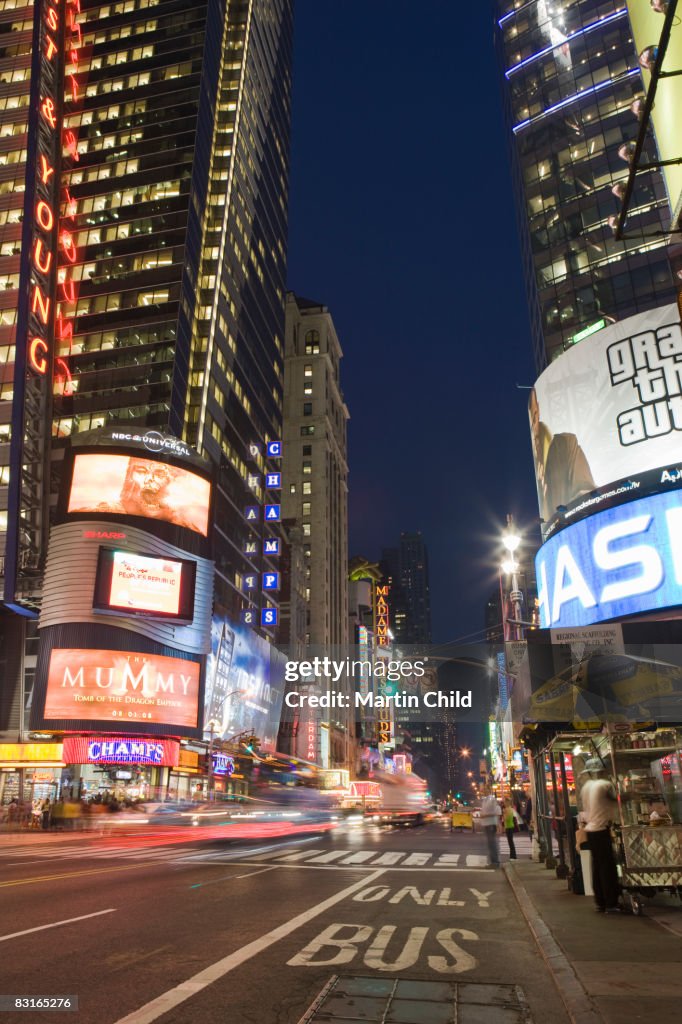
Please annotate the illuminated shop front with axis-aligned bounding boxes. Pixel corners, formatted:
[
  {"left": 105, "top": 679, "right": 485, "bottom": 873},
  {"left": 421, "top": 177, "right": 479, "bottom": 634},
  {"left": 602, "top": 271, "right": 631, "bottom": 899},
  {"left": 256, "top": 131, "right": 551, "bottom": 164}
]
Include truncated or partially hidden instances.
[
  {"left": 61, "top": 736, "right": 180, "bottom": 802},
  {"left": 0, "top": 743, "right": 65, "bottom": 805}
]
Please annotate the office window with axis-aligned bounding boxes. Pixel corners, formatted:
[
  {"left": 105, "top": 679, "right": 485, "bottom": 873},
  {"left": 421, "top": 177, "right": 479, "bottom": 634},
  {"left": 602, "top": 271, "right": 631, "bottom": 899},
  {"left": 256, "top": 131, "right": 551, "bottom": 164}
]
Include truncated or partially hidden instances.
[
  {"left": 302, "top": 523, "right": 311, "bottom": 536},
  {"left": 304, "top": 363, "right": 312, "bottom": 377},
  {"left": 303, "top": 384, "right": 312, "bottom": 396},
  {"left": 300, "top": 425, "right": 314, "bottom": 436},
  {"left": 303, "top": 402, "right": 312, "bottom": 416},
  {"left": 302, "top": 460, "right": 311, "bottom": 474},
  {"left": 302, "top": 502, "right": 311, "bottom": 516},
  {"left": 302, "top": 445, "right": 312, "bottom": 456},
  {"left": 302, "top": 481, "right": 311, "bottom": 493},
  {"left": 304, "top": 330, "right": 319, "bottom": 354}
]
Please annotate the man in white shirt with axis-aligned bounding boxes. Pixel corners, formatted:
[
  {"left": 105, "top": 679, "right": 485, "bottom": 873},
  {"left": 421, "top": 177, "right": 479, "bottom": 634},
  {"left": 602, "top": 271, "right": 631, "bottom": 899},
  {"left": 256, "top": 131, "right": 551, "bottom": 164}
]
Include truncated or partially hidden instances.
[
  {"left": 580, "top": 764, "right": 620, "bottom": 913},
  {"left": 479, "top": 792, "right": 502, "bottom": 867}
]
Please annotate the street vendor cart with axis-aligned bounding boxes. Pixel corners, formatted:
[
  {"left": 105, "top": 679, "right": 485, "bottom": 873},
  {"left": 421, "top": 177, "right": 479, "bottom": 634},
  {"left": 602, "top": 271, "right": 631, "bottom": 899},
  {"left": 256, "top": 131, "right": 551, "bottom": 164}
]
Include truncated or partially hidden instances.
[{"left": 588, "top": 725, "right": 682, "bottom": 915}]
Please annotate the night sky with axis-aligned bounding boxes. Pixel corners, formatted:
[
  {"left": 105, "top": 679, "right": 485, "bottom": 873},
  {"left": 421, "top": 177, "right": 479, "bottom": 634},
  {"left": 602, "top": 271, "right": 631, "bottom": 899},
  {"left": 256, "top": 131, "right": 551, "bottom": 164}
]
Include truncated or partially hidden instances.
[{"left": 286, "top": 2, "right": 541, "bottom": 644}]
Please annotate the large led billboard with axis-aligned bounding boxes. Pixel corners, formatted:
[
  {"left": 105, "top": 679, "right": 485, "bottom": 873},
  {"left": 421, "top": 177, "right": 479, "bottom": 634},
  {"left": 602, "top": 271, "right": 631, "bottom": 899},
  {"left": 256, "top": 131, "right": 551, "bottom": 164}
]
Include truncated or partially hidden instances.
[
  {"left": 535, "top": 489, "right": 682, "bottom": 629},
  {"left": 530, "top": 304, "right": 682, "bottom": 538},
  {"left": 43, "top": 648, "right": 201, "bottom": 729},
  {"left": 68, "top": 453, "right": 211, "bottom": 536},
  {"left": 204, "top": 613, "right": 286, "bottom": 752},
  {"left": 93, "top": 548, "right": 196, "bottom": 622}
]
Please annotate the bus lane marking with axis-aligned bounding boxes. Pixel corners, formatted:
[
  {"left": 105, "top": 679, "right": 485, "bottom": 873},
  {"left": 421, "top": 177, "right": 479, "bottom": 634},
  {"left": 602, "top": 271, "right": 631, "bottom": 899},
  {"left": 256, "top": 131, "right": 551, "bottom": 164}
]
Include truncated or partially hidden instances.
[{"left": 287, "top": 923, "right": 479, "bottom": 974}]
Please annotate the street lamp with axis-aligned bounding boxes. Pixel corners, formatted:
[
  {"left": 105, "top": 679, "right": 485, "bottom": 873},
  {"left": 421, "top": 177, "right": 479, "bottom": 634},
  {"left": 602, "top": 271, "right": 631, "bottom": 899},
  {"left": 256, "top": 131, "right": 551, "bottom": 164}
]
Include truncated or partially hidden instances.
[{"left": 501, "top": 514, "right": 523, "bottom": 642}]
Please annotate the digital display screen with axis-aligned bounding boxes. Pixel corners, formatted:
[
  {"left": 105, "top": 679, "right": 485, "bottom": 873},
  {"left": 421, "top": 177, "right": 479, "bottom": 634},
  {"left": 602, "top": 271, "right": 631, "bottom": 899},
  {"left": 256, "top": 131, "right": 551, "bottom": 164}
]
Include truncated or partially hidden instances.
[
  {"left": 536, "top": 489, "right": 682, "bottom": 628},
  {"left": 43, "top": 648, "right": 201, "bottom": 729},
  {"left": 93, "top": 548, "right": 196, "bottom": 622},
  {"left": 68, "top": 453, "right": 211, "bottom": 536}
]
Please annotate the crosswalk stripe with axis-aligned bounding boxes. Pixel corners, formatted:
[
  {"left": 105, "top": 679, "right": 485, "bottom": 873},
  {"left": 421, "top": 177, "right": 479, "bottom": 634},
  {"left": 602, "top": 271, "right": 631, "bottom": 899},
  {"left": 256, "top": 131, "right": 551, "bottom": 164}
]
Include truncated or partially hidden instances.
[
  {"left": 304, "top": 850, "right": 348, "bottom": 863},
  {"left": 435, "top": 854, "right": 461, "bottom": 866},
  {"left": 339, "top": 851, "right": 378, "bottom": 864},
  {"left": 403, "top": 853, "right": 433, "bottom": 866},
  {"left": 465, "top": 855, "right": 488, "bottom": 867},
  {"left": 274, "top": 850, "right": 324, "bottom": 862},
  {"left": 371, "top": 852, "right": 405, "bottom": 865}
]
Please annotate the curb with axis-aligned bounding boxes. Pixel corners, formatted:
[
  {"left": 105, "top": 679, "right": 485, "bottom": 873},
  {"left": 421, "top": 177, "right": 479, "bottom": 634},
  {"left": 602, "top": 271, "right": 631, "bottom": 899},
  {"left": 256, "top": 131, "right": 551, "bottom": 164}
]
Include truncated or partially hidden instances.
[{"left": 503, "top": 862, "right": 604, "bottom": 1024}]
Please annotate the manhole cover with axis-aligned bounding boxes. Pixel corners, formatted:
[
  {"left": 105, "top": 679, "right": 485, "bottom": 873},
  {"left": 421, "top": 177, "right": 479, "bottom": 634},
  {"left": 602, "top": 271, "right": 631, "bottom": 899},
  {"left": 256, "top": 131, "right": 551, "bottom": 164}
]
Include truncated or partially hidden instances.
[{"left": 297, "top": 976, "right": 533, "bottom": 1024}]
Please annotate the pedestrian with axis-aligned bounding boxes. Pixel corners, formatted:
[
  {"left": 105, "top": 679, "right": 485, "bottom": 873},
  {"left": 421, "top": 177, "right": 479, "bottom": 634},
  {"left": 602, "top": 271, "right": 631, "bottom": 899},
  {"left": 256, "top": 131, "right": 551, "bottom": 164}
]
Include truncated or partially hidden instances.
[
  {"left": 523, "top": 795, "right": 533, "bottom": 833},
  {"left": 480, "top": 791, "right": 502, "bottom": 867},
  {"left": 503, "top": 799, "right": 517, "bottom": 859},
  {"left": 580, "top": 761, "right": 621, "bottom": 914}
]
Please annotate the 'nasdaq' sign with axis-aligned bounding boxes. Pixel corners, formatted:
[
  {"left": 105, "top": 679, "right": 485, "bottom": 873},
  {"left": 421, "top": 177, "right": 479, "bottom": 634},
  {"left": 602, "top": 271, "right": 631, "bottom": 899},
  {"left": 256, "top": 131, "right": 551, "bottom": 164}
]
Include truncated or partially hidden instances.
[{"left": 536, "top": 490, "right": 682, "bottom": 628}]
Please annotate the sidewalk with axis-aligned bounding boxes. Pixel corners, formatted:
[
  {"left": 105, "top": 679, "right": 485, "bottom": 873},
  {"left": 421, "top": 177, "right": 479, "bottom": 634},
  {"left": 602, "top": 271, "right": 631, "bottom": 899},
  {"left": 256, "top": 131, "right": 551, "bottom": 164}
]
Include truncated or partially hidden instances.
[{"left": 505, "top": 859, "right": 682, "bottom": 1024}]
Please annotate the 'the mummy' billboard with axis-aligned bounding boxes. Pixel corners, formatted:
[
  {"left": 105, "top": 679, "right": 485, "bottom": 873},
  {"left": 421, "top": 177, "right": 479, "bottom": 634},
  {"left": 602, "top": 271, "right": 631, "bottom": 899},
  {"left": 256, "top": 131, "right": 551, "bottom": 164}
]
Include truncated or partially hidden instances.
[{"left": 530, "top": 304, "right": 682, "bottom": 539}]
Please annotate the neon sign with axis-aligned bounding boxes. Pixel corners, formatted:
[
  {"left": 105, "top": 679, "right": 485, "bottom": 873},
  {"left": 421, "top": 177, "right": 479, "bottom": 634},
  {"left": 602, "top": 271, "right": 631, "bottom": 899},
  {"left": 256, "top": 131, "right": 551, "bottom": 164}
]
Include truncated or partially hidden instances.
[
  {"left": 55, "top": 0, "right": 87, "bottom": 397},
  {"left": 27, "top": 0, "right": 86, "bottom": 395},
  {"left": 28, "top": 0, "right": 64, "bottom": 379},
  {"left": 375, "top": 585, "right": 390, "bottom": 647},
  {"left": 212, "top": 753, "right": 235, "bottom": 776}
]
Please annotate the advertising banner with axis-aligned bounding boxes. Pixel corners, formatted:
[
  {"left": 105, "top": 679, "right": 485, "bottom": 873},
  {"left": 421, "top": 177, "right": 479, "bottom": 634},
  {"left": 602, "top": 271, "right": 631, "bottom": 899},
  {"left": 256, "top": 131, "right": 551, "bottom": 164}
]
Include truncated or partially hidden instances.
[
  {"left": 204, "top": 612, "right": 286, "bottom": 751},
  {"left": 536, "top": 489, "right": 682, "bottom": 629},
  {"left": 93, "top": 548, "right": 196, "bottom": 621},
  {"left": 68, "top": 453, "right": 211, "bottom": 536},
  {"left": 44, "top": 649, "right": 201, "bottom": 729},
  {"left": 530, "top": 304, "right": 682, "bottom": 537}
]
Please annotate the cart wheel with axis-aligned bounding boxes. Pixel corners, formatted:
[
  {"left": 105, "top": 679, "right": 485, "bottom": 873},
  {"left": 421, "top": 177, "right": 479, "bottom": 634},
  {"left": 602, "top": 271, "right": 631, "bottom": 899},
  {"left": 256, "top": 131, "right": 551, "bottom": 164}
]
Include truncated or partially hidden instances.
[{"left": 628, "top": 895, "right": 644, "bottom": 916}]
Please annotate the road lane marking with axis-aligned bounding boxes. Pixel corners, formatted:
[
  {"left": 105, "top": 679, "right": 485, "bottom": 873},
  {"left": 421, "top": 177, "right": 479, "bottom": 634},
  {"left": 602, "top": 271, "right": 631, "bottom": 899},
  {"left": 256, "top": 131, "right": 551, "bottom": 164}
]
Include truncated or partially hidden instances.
[
  {"left": 0, "top": 909, "right": 116, "bottom": 942},
  {"left": 339, "top": 851, "right": 378, "bottom": 864},
  {"left": 111, "top": 870, "right": 386, "bottom": 1024},
  {"left": 234, "top": 866, "right": 277, "bottom": 879},
  {"left": 465, "top": 855, "right": 488, "bottom": 867},
  {"left": 0, "top": 863, "right": 148, "bottom": 888}
]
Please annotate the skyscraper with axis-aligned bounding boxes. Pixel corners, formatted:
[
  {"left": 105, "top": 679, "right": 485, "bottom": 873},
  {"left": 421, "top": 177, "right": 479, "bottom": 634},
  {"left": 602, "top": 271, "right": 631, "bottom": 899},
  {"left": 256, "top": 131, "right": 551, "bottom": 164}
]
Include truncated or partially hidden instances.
[
  {"left": 381, "top": 532, "right": 432, "bottom": 645},
  {"left": 281, "top": 293, "right": 349, "bottom": 649},
  {"left": 0, "top": 0, "right": 293, "bottom": 733},
  {"left": 279, "top": 293, "right": 350, "bottom": 769},
  {"left": 495, "top": 0, "right": 678, "bottom": 371}
]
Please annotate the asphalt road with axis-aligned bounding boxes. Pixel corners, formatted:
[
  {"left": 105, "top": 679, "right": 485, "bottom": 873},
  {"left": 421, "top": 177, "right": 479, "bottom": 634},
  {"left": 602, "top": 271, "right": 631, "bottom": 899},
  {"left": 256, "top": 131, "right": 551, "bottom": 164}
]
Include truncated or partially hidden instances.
[{"left": 0, "top": 821, "right": 569, "bottom": 1024}]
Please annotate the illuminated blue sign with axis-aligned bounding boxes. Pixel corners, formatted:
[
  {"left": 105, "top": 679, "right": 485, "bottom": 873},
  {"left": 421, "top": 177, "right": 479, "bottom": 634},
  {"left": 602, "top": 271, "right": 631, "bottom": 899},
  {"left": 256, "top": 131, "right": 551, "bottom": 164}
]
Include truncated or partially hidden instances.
[
  {"left": 266, "top": 441, "right": 282, "bottom": 458},
  {"left": 87, "top": 740, "right": 164, "bottom": 764},
  {"left": 264, "top": 538, "right": 280, "bottom": 555},
  {"left": 266, "top": 472, "right": 281, "bottom": 489},
  {"left": 536, "top": 490, "right": 682, "bottom": 628},
  {"left": 244, "top": 506, "right": 259, "bottom": 522},
  {"left": 241, "top": 609, "right": 256, "bottom": 625},
  {"left": 265, "top": 504, "right": 281, "bottom": 521},
  {"left": 212, "top": 753, "right": 235, "bottom": 776},
  {"left": 261, "top": 607, "right": 278, "bottom": 627},
  {"left": 263, "top": 572, "right": 280, "bottom": 590},
  {"left": 243, "top": 575, "right": 257, "bottom": 590}
]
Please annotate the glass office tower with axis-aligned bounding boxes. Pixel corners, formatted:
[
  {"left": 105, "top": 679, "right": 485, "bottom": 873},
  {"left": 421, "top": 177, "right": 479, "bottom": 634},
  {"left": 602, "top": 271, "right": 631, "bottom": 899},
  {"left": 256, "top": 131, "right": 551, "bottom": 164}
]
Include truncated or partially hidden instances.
[
  {"left": 0, "top": 0, "right": 293, "bottom": 617},
  {"left": 495, "top": 0, "right": 678, "bottom": 372}
]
